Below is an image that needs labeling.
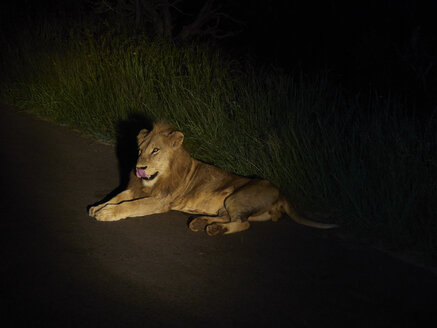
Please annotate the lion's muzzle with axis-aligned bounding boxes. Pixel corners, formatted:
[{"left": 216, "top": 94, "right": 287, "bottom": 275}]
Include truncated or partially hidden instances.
[
  {"left": 136, "top": 167, "right": 158, "bottom": 181},
  {"left": 136, "top": 167, "right": 150, "bottom": 179}
]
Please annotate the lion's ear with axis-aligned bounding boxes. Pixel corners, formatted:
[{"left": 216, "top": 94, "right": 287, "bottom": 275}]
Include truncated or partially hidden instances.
[
  {"left": 169, "top": 131, "right": 184, "bottom": 148},
  {"left": 137, "top": 129, "right": 149, "bottom": 144}
]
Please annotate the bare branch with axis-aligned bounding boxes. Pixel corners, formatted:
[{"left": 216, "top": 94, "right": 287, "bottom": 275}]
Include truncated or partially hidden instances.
[
  {"left": 178, "top": 0, "right": 217, "bottom": 40},
  {"left": 93, "top": 0, "right": 243, "bottom": 41},
  {"left": 177, "top": 0, "right": 242, "bottom": 41}
]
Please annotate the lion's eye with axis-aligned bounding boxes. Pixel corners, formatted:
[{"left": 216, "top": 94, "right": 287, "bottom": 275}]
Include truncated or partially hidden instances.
[
  {"left": 138, "top": 149, "right": 142, "bottom": 156},
  {"left": 151, "top": 148, "right": 159, "bottom": 154}
]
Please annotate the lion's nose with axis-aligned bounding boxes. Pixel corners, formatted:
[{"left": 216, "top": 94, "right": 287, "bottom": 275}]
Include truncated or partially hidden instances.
[{"left": 136, "top": 166, "right": 147, "bottom": 170}]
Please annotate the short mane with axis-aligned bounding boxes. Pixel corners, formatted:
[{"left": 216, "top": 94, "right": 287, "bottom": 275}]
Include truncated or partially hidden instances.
[{"left": 152, "top": 121, "right": 176, "bottom": 135}]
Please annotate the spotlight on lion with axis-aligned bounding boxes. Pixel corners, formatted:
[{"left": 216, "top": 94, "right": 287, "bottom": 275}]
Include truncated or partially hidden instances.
[{"left": 89, "top": 122, "right": 338, "bottom": 234}]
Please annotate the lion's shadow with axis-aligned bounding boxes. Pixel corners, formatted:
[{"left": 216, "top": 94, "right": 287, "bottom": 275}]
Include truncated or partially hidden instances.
[{"left": 87, "top": 113, "right": 153, "bottom": 210}]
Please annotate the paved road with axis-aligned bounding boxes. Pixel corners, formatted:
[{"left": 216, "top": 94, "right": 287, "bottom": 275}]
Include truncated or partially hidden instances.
[{"left": 1, "top": 104, "right": 436, "bottom": 327}]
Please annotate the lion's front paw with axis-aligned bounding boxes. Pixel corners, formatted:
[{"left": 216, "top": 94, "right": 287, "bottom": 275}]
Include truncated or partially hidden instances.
[
  {"left": 88, "top": 205, "right": 99, "bottom": 217},
  {"left": 94, "top": 205, "right": 122, "bottom": 222},
  {"left": 88, "top": 203, "right": 108, "bottom": 217}
]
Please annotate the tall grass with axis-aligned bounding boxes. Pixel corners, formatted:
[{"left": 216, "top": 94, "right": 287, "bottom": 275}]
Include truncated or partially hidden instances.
[{"left": 1, "top": 23, "right": 436, "bottom": 258}]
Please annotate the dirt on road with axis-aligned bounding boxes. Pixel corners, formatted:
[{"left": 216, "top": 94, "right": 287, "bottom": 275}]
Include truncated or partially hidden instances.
[{"left": 1, "top": 104, "right": 436, "bottom": 328}]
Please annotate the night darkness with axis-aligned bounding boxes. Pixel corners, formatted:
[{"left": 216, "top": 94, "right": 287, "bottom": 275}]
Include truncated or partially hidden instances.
[
  {"left": 1, "top": 1, "right": 437, "bottom": 327},
  {"left": 3, "top": 0, "right": 437, "bottom": 100}
]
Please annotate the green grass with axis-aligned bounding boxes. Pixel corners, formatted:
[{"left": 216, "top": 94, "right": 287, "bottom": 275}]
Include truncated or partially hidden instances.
[{"left": 1, "top": 23, "right": 436, "bottom": 259}]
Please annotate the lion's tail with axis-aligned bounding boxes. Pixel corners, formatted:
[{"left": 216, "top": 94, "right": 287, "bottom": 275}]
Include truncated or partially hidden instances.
[{"left": 281, "top": 197, "right": 338, "bottom": 229}]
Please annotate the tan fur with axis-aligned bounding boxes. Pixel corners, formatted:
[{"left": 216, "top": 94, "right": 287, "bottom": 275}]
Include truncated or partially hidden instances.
[{"left": 89, "top": 122, "right": 337, "bottom": 235}]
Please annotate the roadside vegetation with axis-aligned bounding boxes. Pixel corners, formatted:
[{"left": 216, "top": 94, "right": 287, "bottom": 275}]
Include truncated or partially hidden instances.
[{"left": 1, "top": 21, "right": 436, "bottom": 260}]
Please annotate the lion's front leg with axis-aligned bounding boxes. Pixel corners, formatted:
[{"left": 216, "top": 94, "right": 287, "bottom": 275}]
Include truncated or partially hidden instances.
[
  {"left": 93, "top": 196, "right": 170, "bottom": 222},
  {"left": 88, "top": 190, "right": 134, "bottom": 217}
]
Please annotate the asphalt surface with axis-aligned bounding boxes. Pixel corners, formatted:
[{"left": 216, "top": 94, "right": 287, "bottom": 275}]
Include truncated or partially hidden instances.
[{"left": 1, "top": 104, "right": 436, "bottom": 328}]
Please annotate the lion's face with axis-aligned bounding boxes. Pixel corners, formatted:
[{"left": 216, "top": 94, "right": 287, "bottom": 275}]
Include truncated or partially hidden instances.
[{"left": 135, "top": 125, "right": 184, "bottom": 186}]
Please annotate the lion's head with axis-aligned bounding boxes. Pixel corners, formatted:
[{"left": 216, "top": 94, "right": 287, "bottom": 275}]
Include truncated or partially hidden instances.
[{"left": 135, "top": 122, "right": 185, "bottom": 187}]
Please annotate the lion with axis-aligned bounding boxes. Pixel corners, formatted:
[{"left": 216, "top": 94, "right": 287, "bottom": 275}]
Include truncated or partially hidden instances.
[{"left": 88, "top": 122, "right": 337, "bottom": 235}]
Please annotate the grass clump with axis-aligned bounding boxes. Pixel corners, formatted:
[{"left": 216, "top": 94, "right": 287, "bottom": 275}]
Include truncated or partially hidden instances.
[{"left": 1, "top": 23, "right": 436, "bottom": 259}]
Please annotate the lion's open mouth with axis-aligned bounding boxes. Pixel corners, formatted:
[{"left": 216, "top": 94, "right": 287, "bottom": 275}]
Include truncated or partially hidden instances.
[{"left": 136, "top": 168, "right": 158, "bottom": 181}]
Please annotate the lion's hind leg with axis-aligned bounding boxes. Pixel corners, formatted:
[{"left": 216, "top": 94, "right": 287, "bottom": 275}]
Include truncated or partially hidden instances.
[
  {"left": 246, "top": 206, "right": 282, "bottom": 222},
  {"left": 189, "top": 213, "right": 250, "bottom": 236},
  {"left": 205, "top": 209, "right": 279, "bottom": 236},
  {"left": 205, "top": 211, "right": 273, "bottom": 235},
  {"left": 189, "top": 215, "right": 230, "bottom": 232},
  {"left": 248, "top": 211, "right": 271, "bottom": 222},
  {"left": 205, "top": 180, "right": 280, "bottom": 236},
  {"left": 206, "top": 220, "right": 251, "bottom": 236}
]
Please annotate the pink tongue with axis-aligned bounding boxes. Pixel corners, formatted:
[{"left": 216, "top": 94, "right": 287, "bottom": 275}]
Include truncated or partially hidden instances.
[{"left": 136, "top": 168, "right": 150, "bottom": 179}]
